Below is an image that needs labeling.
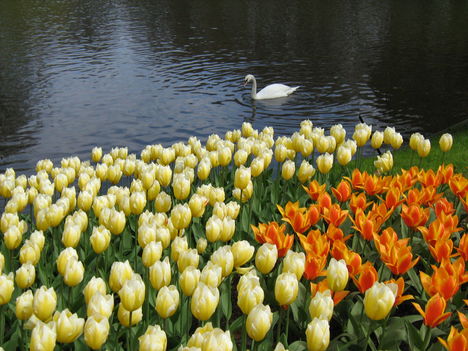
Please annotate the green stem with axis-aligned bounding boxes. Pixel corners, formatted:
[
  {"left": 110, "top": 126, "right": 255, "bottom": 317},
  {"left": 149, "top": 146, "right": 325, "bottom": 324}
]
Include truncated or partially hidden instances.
[
  {"left": 365, "top": 320, "right": 373, "bottom": 350},
  {"left": 0, "top": 305, "right": 4, "bottom": 345},
  {"left": 422, "top": 325, "right": 432, "bottom": 351},
  {"left": 144, "top": 267, "right": 150, "bottom": 326},
  {"left": 128, "top": 311, "right": 133, "bottom": 351},
  {"left": 241, "top": 314, "right": 247, "bottom": 351},
  {"left": 251, "top": 340, "right": 256, "bottom": 351},
  {"left": 277, "top": 308, "right": 283, "bottom": 345},
  {"left": 285, "top": 307, "right": 290, "bottom": 346}
]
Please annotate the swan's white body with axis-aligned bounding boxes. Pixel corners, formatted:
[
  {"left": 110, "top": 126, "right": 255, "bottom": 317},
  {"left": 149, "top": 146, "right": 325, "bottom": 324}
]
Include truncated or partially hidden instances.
[{"left": 244, "top": 74, "right": 299, "bottom": 100}]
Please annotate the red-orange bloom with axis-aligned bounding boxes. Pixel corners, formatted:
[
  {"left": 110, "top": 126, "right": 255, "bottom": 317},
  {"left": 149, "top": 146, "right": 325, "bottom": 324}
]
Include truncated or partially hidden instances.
[
  {"left": 384, "top": 277, "right": 413, "bottom": 306},
  {"left": 420, "top": 258, "right": 468, "bottom": 300},
  {"left": 391, "top": 168, "right": 418, "bottom": 192},
  {"left": 449, "top": 174, "right": 468, "bottom": 198},
  {"left": 379, "top": 188, "right": 404, "bottom": 209},
  {"left": 331, "top": 180, "right": 352, "bottom": 202},
  {"left": 304, "top": 253, "right": 328, "bottom": 280},
  {"left": 438, "top": 327, "right": 468, "bottom": 351},
  {"left": 317, "top": 192, "right": 332, "bottom": 211},
  {"left": 428, "top": 239, "right": 455, "bottom": 263},
  {"left": 322, "top": 204, "right": 348, "bottom": 227},
  {"left": 303, "top": 180, "right": 327, "bottom": 201},
  {"left": 349, "top": 192, "right": 373, "bottom": 214},
  {"left": 310, "top": 280, "right": 349, "bottom": 306},
  {"left": 457, "top": 233, "right": 468, "bottom": 261},
  {"left": 277, "top": 202, "right": 320, "bottom": 234},
  {"left": 326, "top": 224, "right": 351, "bottom": 242},
  {"left": 374, "top": 227, "right": 419, "bottom": 275},
  {"left": 418, "top": 169, "right": 443, "bottom": 188},
  {"left": 418, "top": 213, "right": 461, "bottom": 246},
  {"left": 434, "top": 197, "right": 456, "bottom": 217},
  {"left": 412, "top": 293, "right": 451, "bottom": 328},
  {"left": 298, "top": 229, "right": 330, "bottom": 280},
  {"left": 251, "top": 222, "right": 294, "bottom": 257},
  {"left": 345, "top": 169, "right": 366, "bottom": 190},
  {"left": 359, "top": 173, "right": 386, "bottom": 196},
  {"left": 437, "top": 164, "right": 454, "bottom": 184},
  {"left": 350, "top": 208, "right": 381, "bottom": 241},
  {"left": 352, "top": 262, "right": 378, "bottom": 293},
  {"left": 401, "top": 203, "right": 430, "bottom": 229}
]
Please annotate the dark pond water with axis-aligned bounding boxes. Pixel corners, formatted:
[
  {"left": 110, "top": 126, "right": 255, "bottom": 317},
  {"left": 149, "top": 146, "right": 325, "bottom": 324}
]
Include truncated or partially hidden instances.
[{"left": 1, "top": 0, "right": 468, "bottom": 173}]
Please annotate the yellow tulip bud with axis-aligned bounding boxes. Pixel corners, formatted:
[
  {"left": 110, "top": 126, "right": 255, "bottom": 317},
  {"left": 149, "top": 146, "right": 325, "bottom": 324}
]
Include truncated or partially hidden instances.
[
  {"left": 211, "top": 245, "right": 234, "bottom": 277},
  {"left": 179, "top": 266, "right": 201, "bottom": 297},
  {"left": 306, "top": 318, "right": 330, "bottom": 351},
  {"left": 309, "top": 290, "right": 334, "bottom": 321},
  {"left": 316, "top": 153, "right": 333, "bottom": 174},
  {"left": 0, "top": 273, "right": 14, "bottom": 305},
  {"left": 281, "top": 160, "right": 295, "bottom": 180},
  {"left": 155, "top": 191, "right": 172, "bottom": 213},
  {"left": 90, "top": 225, "right": 111, "bottom": 254},
  {"left": 30, "top": 321, "right": 57, "bottom": 351},
  {"left": 352, "top": 129, "right": 369, "bottom": 147},
  {"left": 118, "top": 304, "right": 143, "bottom": 327},
  {"left": 297, "top": 160, "right": 315, "bottom": 183},
  {"left": 84, "top": 314, "right": 110, "bottom": 350},
  {"left": 130, "top": 191, "right": 146, "bottom": 215},
  {"left": 237, "top": 283, "right": 264, "bottom": 315},
  {"left": 232, "top": 240, "right": 255, "bottom": 267},
  {"left": 83, "top": 276, "right": 107, "bottom": 305},
  {"left": 282, "top": 250, "right": 306, "bottom": 280},
  {"left": 15, "top": 263, "right": 36, "bottom": 289},
  {"left": 172, "top": 174, "right": 191, "bottom": 200},
  {"left": 439, "top": 133, "right": 453, "bottom": 152},
  {"left": 147, "top": 179, "right": 161, "bottom": 201},
  {"left": 316, "top": 135, "right": 330, "bottom": 154},
  {"left": 16, "top": 290, "right": 34, "bottom": 320},
  {"left": 142, "top": 241, "right": 163, "bottom": 268},
  {"left": 374, "top": 151, "right": 394, "bottom": 174},
  {"left": 56, "top": 248, "right": 78, "bottom": 276},
  {"left": 191, "top": 282, "right": 219, "bottom": 321},
  {"left": 196, "top": 237, "right": 208, "bottom": 254},
  {"left": 156, "top": 225, "right": 171, "bottom": 249},
  {"left": 4, "top": 225, "right": 22, "bottom": 249},
  {"left": 327, "top": 258, "right": 348, "bottom": 292},
  {"left": 202, "top": 328, "right": 233, "bottom": 351},
  {"left": 255, "top": 243, "right": 278, "bottom": 275},
  {"left": 189, "top": 194, "right": 208, "bottom": 218},
  {"left": 409, "top": 132, "right": 423, "bottom": 151},
  {"left": 33, "top": 286, "right": 57, "bottom": 321},
  {"left": 234, "top": 166, "right": 251, "bottom": 190},
  {"left": 246, "top": 304, "right": 273, "bottom": 342},
  {"left": 200, "top": 262, "right": 223, "bottom": 288},
  {"left": 19, "top": 240, "right": 40, "bottom": 265},
  {"left": 137, "top": 224, "right": 156, "bottom": 249},
  {"left": 371, "top": 131, "right": 384, "bottom": 149},
  {"left": 155, "top": 285, "right": 180, "bottom": 319},
  {"left": 234, "top": 149, "right": 249, "bottom": 167},
  {"left": 91, "top": 147, "right": 103, "bottom": 162},
  {"left": 250, "top": 158, "right": 264, "bottom": 177},
  {"left": 364, "top": 282, "right": 397, "bottom": 320},
  {"left": 170, "top": 204, "right": 192, "bottom": 230},
  {"left": 149, "top": 257, "right": 171, "bottom": 290},
  {"left": 109, "top": 260, "right": 133, "bottom": 293},
  {"left": 63, "top": 258, "right": 85, "bottom": 287},
  {"left": 220, "top": 216, "right": 235, "bottom": 242},
  {"left": 139, "top": 325, "right": 167, "bottom": 351},
  {"left": 390, "top": 132, "right": 403, "bottom": 149},
  {"left": 61, "top": 223, "right": 81, "bottom": 248},
  {"left": 77, "top": 190, "right": 93, "bottom": 211},
  {"left": 217, "top": 146, "right": 232, "bottom": 167},
  {"left": 330, "top": 124, "right": 346, "bottom": 145},
  {"left": 55, "top": 309, "right": 85, "bottom": 343},
  {"left": 87, "top": 292, "right": 114, "bottom": 318},
  {"left": 206, "top": 215, "right": 222, "bottom": 243},
  {"left": 108, "top": 209, "right": 126, "bottom": 235},
  {"left": 156, "top": 164, "right": 172, "bottom": 186},
  {"left": 119, "top": 274, "right": 145, "bottom": 312},
  {"left": 383, "top": 127, "right": 396, "bottom": 144},
  {"left": 417, "top": 138, "right": 431, "bottom": 158},
  {"left": 177, "top": 249, "right": 199, "bottom": 273},
  {"left": 107, "top": 164, "right": 122, "bottom": 184},
  {"left": 275, "top": 273, "right": 298, "bottom": 306},
  {"left": 1, "top": 212, "right": 19, "bottom": 233}
]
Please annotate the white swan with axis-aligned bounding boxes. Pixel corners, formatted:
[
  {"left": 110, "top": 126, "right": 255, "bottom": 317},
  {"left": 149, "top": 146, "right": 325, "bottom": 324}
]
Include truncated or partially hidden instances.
[{"left": 244, "top": 74, "right": 299, "bottom": 100}]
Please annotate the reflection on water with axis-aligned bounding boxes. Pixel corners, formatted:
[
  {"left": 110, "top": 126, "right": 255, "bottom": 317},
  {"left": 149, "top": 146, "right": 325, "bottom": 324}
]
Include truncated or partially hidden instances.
[{"left": 1, "top": 0, "right": 467, "bottom": 173}]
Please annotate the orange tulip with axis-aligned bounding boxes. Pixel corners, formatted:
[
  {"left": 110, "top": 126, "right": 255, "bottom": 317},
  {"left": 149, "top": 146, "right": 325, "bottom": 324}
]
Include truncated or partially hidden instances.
[
  {"left": 374, "top": 227, "right": 419, "bottom": 275},
  {"left": 310, "top": 280, "right": 349, "bottom": 306},
  {"left": 351, "top": 262, "right": 378, "bottom": 293},
  {"left": 251, "top": 222, "right": 294, "bottom": 257},
  {"left": 304, "top": 253, "right": 328, "bottom": 281},
  {"left": 277, "top": 202, "right": 320, "bottom": 234},
  {"left": 303, "top": 180, "right": 326, "bottom": 201},
  {"left": 322, "top": 204, "right": 348, "bottom": 227},
  {"left": 438, "top": 327, "right": 468, "bottom": 351},
  {"left": 434, "top": 198, "right": 455, "bottom": 217},
  {"left": 437, "top": 164, "right": 454, "bottom": 184},
  {"left": 420, "top": 258, "right": 468, "bottom": 300},
  {"left": 331, "top": 181, "right": 352, "bottom": 203},
  {"left": 350, "top": 209, "right": 381, "bottom": 241},
  {"left": 428, "top": 239, "right": 454, "bottom": 263},
  {"left": 412, "top": 293, "right": 451, "bottom": 328},
  {"left": 326, "top": 224, "right": 351, "bottom": 243},
  {"left": 449, "top": 174, "right": 468, "bottom": 198},
  {"left": 379, "top": 188, "right": 404, "bottom": 209},
  {"left": 418, "top": 169, "right": 442, "bottom": 188},
  {"left": 298, "top": 229, "right": 330, "bottom": 257},
  {"left": 317, "top": 192, "right": 332, "bottom": 211},
  {"left": 400, "top": 204, "right": 430, "bottom": 229},
  {"left": 391, "top": 168, "right": 418, "bottom": 192},
  {"left": 358, "top": 173, "right": 386, "bottom": 196},
  {"left": 457, "top": 234, "right": 468, "bottom": 261},
  {"left": 349, "top": 192, "right": 372, "bottom": 214},
  {"left": 344, "top": 169, "right": 366, "bottom": 190}
]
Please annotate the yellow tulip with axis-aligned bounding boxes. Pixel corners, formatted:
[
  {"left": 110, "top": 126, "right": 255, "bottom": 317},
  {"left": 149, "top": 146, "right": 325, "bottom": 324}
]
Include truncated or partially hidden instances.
[
  {"left": 149, "top": 257, "right": 171, "bottom": 290},
  {"left": 179, "top": 266, "right": 201, "bottom": 297},
  {"left": 91, "top": 147, "right": 102, "bottom": 162},
  {"left": 119, "top": 274, "right": 145, "bottom": 312},
  {"left": 15, "top": 290, "right": 34, "bottom": 320},
  {"left": 30, "top": 321, "right": 57, "bottom": 351},
  {"left": 330, "top": 124, "right": 346, "bottom": 145},
  {"left": 439, "top": 133, "right": 453, "bottom": 152},
  {"left": 210, "top": 245, "right": 234, "bottom": 277},
  {"left": 255, "top": 243, "right": 278, "bottom": 275},
  {"left": 170, "top": 204, "right": 192, "bottom": 230},
  {"left": 15, "top": 263, "right": 36, "bottom": 289},
  {"left": 316, "top": 153, "right": 333, "bottom": 174},
  {"left": 83, "top": 276, "right": 107, "bottom": 305},
  {"left": 282, "top": 250, "right": 306, "bottom": 280},
  {"left": 246, "top": 304, "right": 273, "bottom": 341},
  {"left": 55, "top": 309, "right": 85, "bottom": 343},
  {"left": 189, "top": 194, "right": 208, "bottom": 218},
  {"left": 155, "top": 191, "right": 172, "bottom": 213},
  {"left": 196, "top": 237, "right": 208, "bottom": 254},
  {"left": 417, "top": 138, "right": 431, "bottom": 158},
  {"left": 84, "top": 314, "right": 110, "bottom": 350},
  {"left": 118, "top": 304, "right": 142, "bottom": 327},
  {"left": 364, "top": 282, "right": 397, "bottom": 320},
  {"left": 327, "top": 258, "right": 348, "bottom": 292},
  {"left": 63, "top": 258, "right": 85, "bottom": 287},
  {"left": 232, "top": 240, "right": 255, "bottom": 267},
  {"left": 297, "top": 160, "right": 315, "bottom": 184},
  {"left": 142, "top": 241, "right": 163, "bottom": 268},
  {"left": 0, "top": 273, "right": 15, "bottom": 305},
  {"left": 274, "top": 273, "right": 298, "bottom": 306},
  {"left": 371, "top": 131, "right": 383, "bottom": 149},
  {"left": 234, "top": 149, "right": 249, "bottom": 167},
  {"left": 139, "top": 325, "right": 167, "bottom": 351},
  {"left": 87, "top": 292, "right": 114, "bottom": 318},
  {"left": 155, "top": 285, "right": 180, "bottom": 319},
  {"left": 200, "top": 261, "right": 223, "bottom": 288},
  {"left": 237, "top": 283, "right": 264, "bottom": 315},
  {"left": 173, "top": 174, "right": 191, "bottom": 200},
  {"left": 109, "top": 260, "right": 133, "bottom": 293},
  {"left": 234, "top": 166, "right": 251, "bottom": 190},
  {"left": 90, "top": 225, "right": 111, "bottom": 253},
  {"left": 306, "top": 318, "right": 330, "bottom": 351},
  {"left": 309, "top": 290, "right": 334, "bottom": 321},
  {"left": 33, "top": 286, "right": 57, "bottom": 321},
  {"left": 191, "top": 282, "right": 219, "bottom": 321},
  {"left": 206, "top": 215, "right": 222, "bottom": 242},
  {"left": 4, "top": 225, "right": 22, "bottom": 250},
  {"left": 281, "top": 160, "right": 295, "bottom": 181},
  {"left": 19, "top": 240, "right": 40, "bottom": 265},
  {"left": 177, "top": 249, "right": 199, "bottom": 273},
  {"left": 56, "top": 248, "right": 78, "bottom": 276}
]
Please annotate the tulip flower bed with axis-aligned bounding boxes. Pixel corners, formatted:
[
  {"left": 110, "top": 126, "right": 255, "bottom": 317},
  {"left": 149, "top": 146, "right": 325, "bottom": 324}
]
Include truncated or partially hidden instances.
[{"left": 0, "top": 121, "right": 467, "bottom": 351}]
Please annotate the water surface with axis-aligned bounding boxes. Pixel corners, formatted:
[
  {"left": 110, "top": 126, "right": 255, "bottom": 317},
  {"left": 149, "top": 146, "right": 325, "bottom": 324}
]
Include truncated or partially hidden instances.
[{"left": 1, "top": 0, "right": 468, "bottom": 173}]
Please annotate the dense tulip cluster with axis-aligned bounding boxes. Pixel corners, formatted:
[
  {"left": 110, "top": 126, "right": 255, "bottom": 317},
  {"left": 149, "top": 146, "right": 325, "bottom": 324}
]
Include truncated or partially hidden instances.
[{"left": 0, "top": 122, "right": 466, "bottom": 351}]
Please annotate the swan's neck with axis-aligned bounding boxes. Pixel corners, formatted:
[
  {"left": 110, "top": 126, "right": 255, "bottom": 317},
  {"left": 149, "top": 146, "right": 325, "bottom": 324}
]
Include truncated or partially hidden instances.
[{"left": 250, "top": 78, "right": 257, "bottom": 99}]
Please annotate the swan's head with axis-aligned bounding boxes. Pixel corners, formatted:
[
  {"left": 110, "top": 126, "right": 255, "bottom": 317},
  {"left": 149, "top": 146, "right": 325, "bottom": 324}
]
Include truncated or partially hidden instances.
[{"left": 244, "top": 74, "right": 255, "bottom": 86}]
